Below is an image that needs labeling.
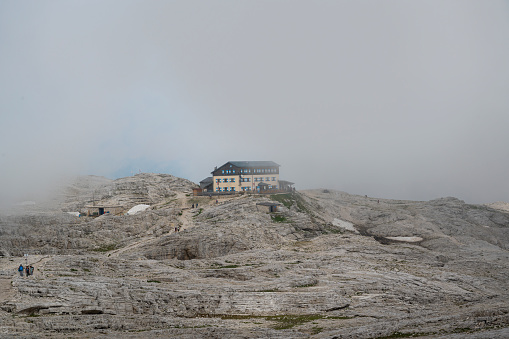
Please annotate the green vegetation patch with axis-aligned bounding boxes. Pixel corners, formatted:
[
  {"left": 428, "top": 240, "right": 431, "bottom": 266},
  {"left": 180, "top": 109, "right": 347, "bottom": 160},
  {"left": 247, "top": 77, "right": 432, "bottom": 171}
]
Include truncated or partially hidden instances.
[
  {"left": 294, "top": 281, "right": 318, "bottom": 288},
  {"left": 270, "top": 192, "right": 312, "bottom": 215},
  {"left": 206, "top": 264, "right": 241, "bottom": 269},
  {"left": 376, "top": 331, "right": 437, "bottom": 338},
  {"left": 271, "top": 215, "right": 289, "bottom": 223},
  {"left": 199, "top": 314, "right": 352, "bottom": 330},
  {"left": 270, "top": 193, "right": 294, "bottom": 209}
]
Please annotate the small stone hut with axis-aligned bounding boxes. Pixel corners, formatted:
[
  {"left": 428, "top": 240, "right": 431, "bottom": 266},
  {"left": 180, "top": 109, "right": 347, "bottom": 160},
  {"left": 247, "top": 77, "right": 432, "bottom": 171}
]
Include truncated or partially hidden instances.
[
  {"left": 85, "top": 205, "right": 124, "bottom": 217},
  {"left": 256, "top": 202, "right": 281, "bottom": 213}
]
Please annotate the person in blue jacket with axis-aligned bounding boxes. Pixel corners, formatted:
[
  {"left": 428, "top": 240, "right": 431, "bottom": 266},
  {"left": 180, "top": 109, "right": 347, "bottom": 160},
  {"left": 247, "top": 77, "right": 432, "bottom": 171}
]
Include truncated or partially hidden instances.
[{"left": 18, "top": 264, "right": 24, "bottom": 277}]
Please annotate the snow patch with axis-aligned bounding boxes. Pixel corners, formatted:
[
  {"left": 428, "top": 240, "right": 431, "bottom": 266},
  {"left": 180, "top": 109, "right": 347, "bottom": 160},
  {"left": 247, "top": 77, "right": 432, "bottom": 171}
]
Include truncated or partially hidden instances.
[
  {"left": 66, "top": 212, "right": 80, "bottom": 217},
  {"left": 127, "top": 204, "right": 151, "bottom": 215},
  {"left": 333, "top": 218, "right": 358, "bottom": 233}
]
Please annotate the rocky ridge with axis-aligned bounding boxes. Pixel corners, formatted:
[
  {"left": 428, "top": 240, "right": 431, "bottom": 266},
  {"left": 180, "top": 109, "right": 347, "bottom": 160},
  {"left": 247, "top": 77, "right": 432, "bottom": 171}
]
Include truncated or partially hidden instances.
[{"left": 0, "top": 177, "right": 509, "bottom": 338}]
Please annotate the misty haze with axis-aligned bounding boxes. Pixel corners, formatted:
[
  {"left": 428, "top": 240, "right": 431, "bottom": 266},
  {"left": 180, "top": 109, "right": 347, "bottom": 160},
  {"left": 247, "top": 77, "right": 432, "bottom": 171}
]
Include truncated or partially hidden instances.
[
  {"left": 1, "top": 1, "right": 508, "bottom": 205},
  {"left": 1, "top": 1, "right": 509, "bottom": 338}
]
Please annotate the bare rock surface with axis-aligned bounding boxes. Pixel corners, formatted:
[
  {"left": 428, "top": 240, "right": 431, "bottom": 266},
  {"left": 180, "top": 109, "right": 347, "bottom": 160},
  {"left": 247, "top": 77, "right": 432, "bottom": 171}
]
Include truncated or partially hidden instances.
[{"left": 1, "top": 178, "right": 509, "bottom": 338}]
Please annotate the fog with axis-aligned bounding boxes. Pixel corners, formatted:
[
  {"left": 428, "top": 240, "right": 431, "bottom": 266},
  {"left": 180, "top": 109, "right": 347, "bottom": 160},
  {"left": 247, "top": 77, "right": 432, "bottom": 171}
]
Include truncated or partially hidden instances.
[{"left": 1, "top": 1, "right": 508, "bottom": 206}]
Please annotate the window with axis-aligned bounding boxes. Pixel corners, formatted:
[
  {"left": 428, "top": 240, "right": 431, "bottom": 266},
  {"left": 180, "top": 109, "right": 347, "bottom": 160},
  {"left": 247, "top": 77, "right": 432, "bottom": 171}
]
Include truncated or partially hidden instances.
[
  {"left": 231, "top": 187, "right": 235, "bottom": 192},
  {"left": 232, "top": 170, "right": 235, "bottom": 174},
  {"left": 223, "top": 178, "right": 228, "bottom": 183},
  {"left": 216, "top": 187, "right": 220, "bottom": 192},
  {"left": 272, "top": 177, "right": 276, "bottom": 181},
  {"left": 230, "top": 178, "right": 235, "bottom": 183},
  {"left": 222, "top": 170, "right": 224, "bottom": 174},
  {"left": 216, "top": 179, "right": 221, "bottom": 183}
]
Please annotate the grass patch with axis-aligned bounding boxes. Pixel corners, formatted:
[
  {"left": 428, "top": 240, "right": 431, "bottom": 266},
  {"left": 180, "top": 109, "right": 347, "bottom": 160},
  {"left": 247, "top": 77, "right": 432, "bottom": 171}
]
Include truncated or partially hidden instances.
[
  {"left": 270, "top": 192, "right": 312, "bottom": 215},
  {"left": 294, "top": 281, "right": 318, "bottom": 288},
  {"left": 271, "top": 215, "right": 289, "bottom": 223},
  {"left": 268, "top": 315, "right": 324, "bottom": 330},
  {"left": 311, "top": 326, "right": 323, "bottom": 334},
  {"left": 207, "top": 264, "right": 240, "bottom": 269},
  {"left": 270, "top": 193, "right": 294, "bottom": 209},
  {"left": 147, "top": 280, "right": 161, "bottom": 283},
  {"left": 200, "top": 314, "right": 352, "bottom": 330}
]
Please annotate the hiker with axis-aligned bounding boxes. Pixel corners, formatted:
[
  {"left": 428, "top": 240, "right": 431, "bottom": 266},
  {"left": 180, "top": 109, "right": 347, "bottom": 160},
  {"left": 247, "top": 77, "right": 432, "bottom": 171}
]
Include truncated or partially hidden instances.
[
  {"left": 216, "top": 199, "right": 218, "bottom": 204},
  {"left": 196, "top": 203, "right": 198, "bottom": 208},
  {"left": 29, "top": 266, "right": 34, "bottom": 276},
  {"left": 18, "top": 264, "right": 24, "bottom": 277},
  {"left": 192, "top": 204, "right": 194, "bottom": 209},
  {"left": 26, "top": 265, "right": 30, "bottom": 277}
]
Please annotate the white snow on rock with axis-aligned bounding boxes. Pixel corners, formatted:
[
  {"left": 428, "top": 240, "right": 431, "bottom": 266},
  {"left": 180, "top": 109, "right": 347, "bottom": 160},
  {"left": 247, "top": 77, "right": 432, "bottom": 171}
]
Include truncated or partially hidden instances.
[
  {"left": 66, "top": 212, "right": 80, "bottom": 217},
  {"left": 333, "top": 218, "right": 358, "bottom": 233},
  {"left": 127, "top": 204, "right": 151, "bottom": 215}
]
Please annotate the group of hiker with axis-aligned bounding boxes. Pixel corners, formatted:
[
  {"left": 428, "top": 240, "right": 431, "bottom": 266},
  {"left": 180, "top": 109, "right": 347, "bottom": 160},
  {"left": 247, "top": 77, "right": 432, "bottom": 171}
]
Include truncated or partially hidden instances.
[{"left": 18, "top": 264, "right": 34, "bottom": 277}]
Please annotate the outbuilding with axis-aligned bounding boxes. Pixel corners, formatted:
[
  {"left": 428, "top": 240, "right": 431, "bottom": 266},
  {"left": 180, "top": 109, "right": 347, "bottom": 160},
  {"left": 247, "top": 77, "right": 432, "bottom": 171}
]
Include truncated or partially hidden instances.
[
  {"left": 199, "top": 177, "right": 213, "bottom": 192},
  {"left": 256, "top": 202, "right": 281, "bottom": 213},
  {"left": 85, "top": 205, "right": 124, "bottom": 217}
]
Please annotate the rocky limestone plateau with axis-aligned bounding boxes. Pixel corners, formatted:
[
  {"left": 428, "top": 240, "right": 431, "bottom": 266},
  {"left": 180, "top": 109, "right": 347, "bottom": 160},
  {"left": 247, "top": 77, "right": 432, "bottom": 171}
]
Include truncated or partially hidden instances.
[{"left": 1, "top": 174, "right": 509, "bottom": 338}]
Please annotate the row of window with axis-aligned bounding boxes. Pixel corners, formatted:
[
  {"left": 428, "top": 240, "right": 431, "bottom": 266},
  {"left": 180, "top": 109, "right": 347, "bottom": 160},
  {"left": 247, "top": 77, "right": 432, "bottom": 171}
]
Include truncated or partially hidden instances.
[
  {"left": 216, "top": 178, "right": 236, "bottom": 183},
  {"left": 216, "top": 177, "right": 277, "bottom": 183},
  {"left": 254, "top": 177, "right": 277, "bottom": 182},
  {"left": 221, "top": 168, "right": 277, "bottom": 174},
  {"left": 216, "top": 186, "right": 237, "bottom": 192},
  {"left": 215, "top": 186, "right": 278, "bottom": 192}
]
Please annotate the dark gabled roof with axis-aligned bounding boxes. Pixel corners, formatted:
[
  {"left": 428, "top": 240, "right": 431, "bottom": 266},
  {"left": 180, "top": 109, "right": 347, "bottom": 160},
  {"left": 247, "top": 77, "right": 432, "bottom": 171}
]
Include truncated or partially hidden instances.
[
  {"left": 228, "top": 161, "right": 280, "bottom": 168},
  {"left": 200, "top": 177, "right": 213, "bottom": 184}
]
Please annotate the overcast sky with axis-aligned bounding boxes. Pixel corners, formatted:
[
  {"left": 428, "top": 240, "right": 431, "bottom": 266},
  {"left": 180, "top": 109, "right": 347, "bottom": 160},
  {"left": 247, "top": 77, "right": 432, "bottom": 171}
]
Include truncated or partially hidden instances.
[{"left": 1, "top": 1, "right": 508, "bottom": 205}]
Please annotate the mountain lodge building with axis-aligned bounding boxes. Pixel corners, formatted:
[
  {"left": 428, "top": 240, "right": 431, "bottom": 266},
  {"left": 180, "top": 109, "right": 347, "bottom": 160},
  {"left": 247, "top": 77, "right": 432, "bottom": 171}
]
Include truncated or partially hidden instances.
[{"left": 211, "top": 161, "right": 282, "bottom": 193}]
